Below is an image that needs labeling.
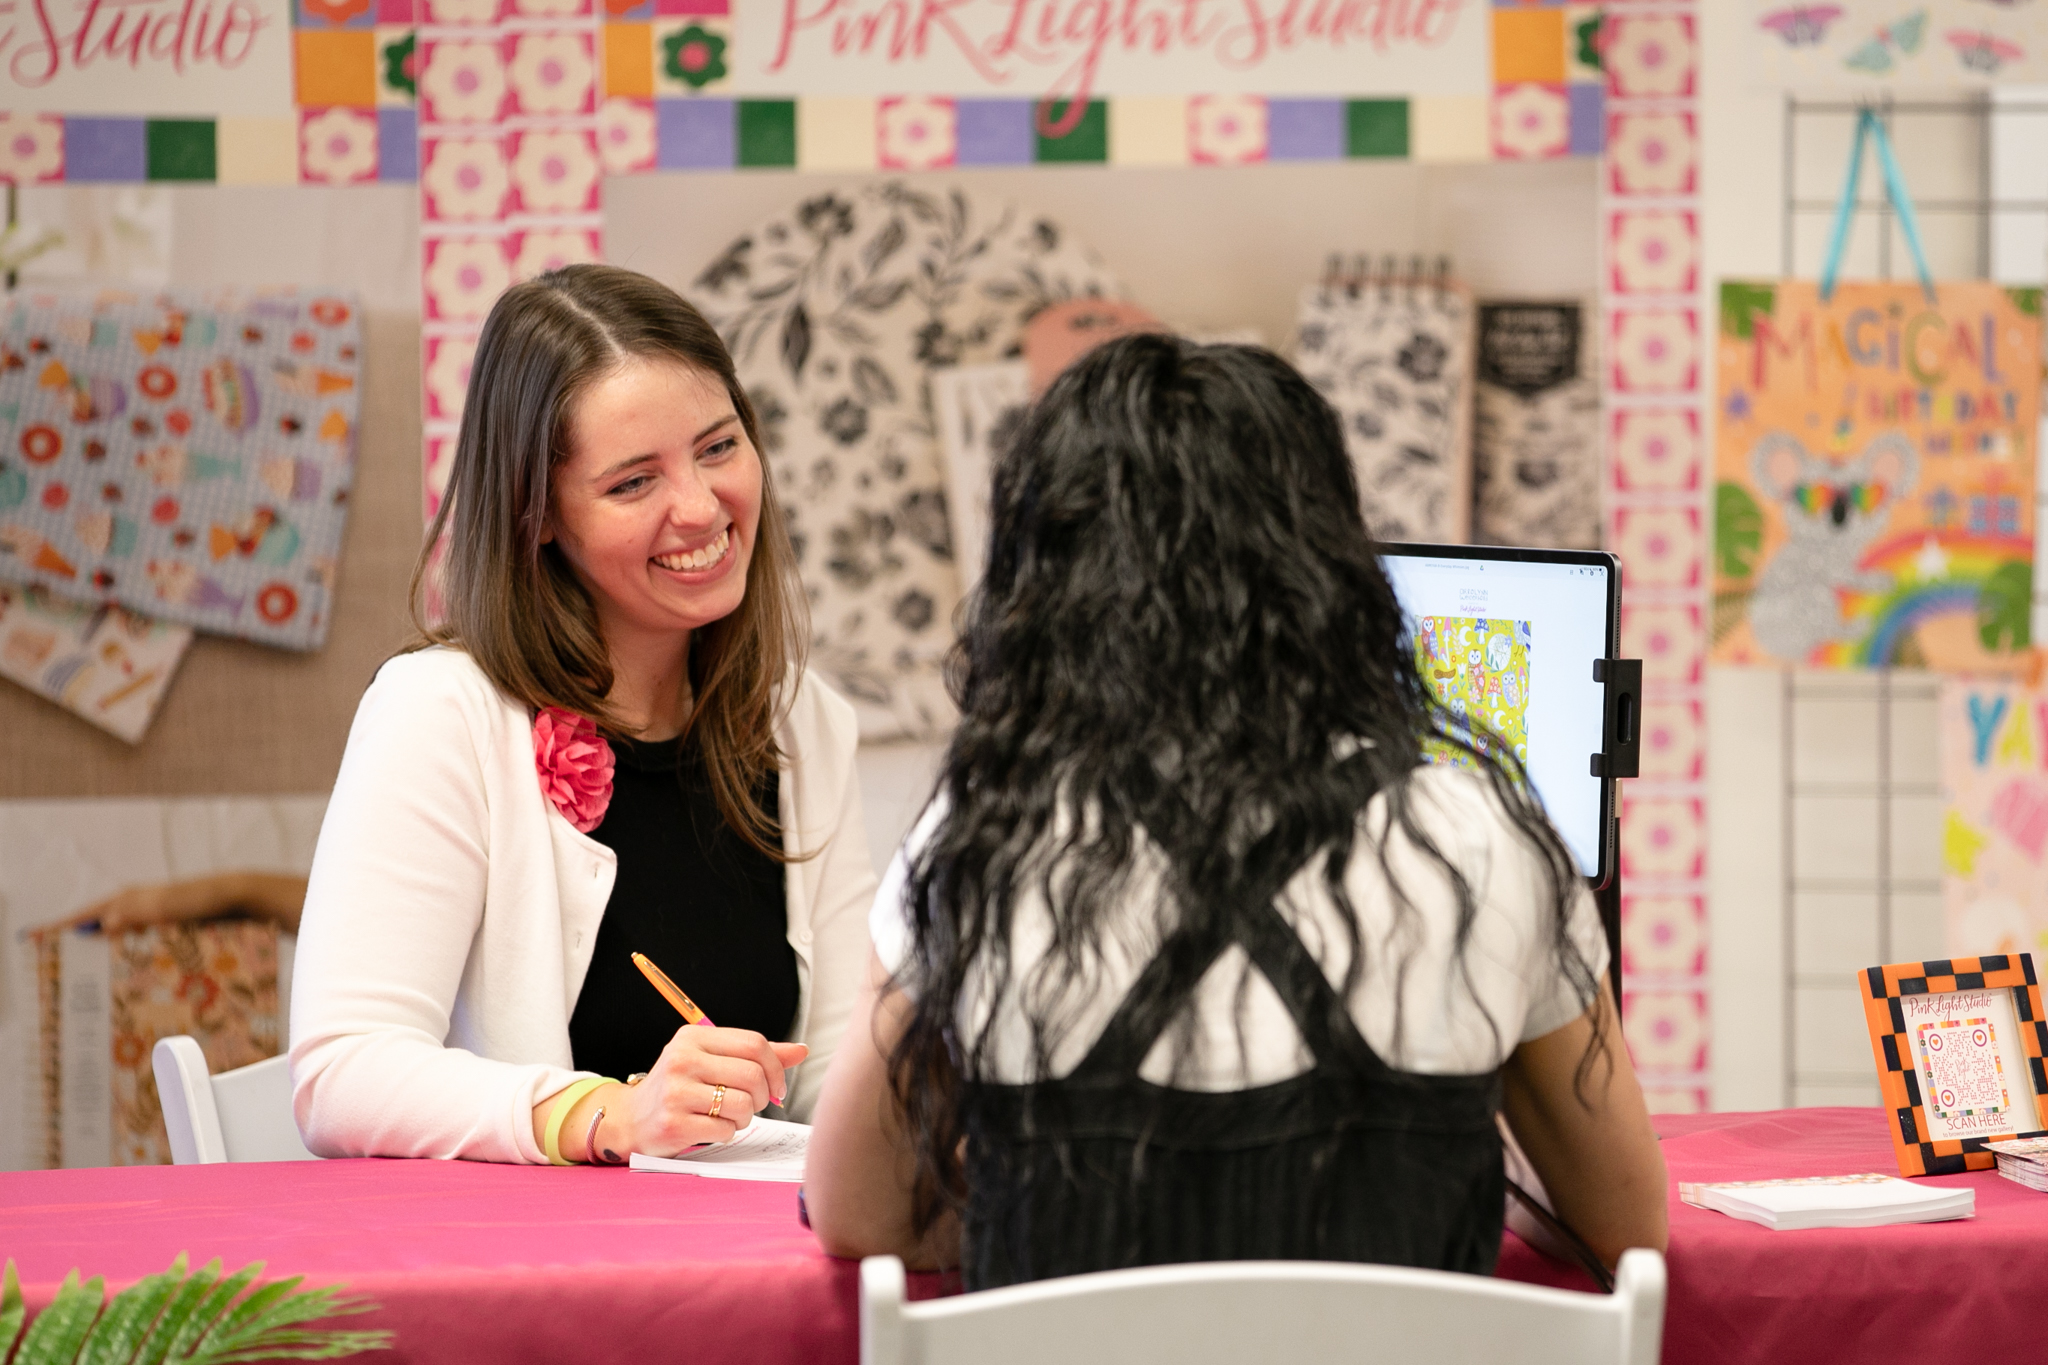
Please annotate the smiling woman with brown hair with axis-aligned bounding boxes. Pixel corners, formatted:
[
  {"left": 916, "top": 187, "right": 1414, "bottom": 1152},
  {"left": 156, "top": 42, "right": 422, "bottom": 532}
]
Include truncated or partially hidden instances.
[{"left": 288, "top": 265, "right": 877, "bottom": 1166}]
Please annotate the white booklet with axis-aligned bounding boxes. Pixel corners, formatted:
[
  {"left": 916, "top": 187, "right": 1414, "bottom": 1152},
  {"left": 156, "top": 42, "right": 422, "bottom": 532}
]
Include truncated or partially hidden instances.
[
  {"left": 628, "top": 1118, "right": 808, "bottom": 1182},
  {"left": 1679, "top": 1173, "right": 1974, "bottom": 1231}
]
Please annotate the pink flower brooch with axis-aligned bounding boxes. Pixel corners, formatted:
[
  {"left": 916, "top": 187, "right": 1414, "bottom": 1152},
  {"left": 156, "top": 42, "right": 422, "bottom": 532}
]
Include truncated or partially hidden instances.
[{"left": 533, "top": 706, "right": 614, "bottom": 834}]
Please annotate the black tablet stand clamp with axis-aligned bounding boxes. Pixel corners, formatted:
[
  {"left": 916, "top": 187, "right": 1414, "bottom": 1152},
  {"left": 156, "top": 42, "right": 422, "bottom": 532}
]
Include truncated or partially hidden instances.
[{"left": 1591, "top": 658, "right": 1643, "bottom": 781}]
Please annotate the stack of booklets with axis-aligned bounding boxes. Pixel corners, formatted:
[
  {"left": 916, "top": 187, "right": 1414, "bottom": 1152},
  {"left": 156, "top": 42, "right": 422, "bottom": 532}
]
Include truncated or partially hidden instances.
[
  {"left": 1987, "top": 1137, "right": 2048, "bottom": 1192},
  {"left": 1678, "top": 1173, "right": 1975, "bottom": 1230}
]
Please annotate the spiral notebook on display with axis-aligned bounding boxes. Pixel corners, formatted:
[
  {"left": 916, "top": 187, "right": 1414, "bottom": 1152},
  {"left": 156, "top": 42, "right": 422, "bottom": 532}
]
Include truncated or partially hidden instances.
[{"left": 628, "top": 1118, "right": 808, "bottom": 1181}]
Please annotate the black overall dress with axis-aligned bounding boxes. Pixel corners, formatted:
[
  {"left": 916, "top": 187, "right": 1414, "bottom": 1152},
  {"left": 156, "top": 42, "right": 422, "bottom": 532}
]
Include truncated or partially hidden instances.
[{"left": 955, "top": 892, "right": 1506, "bottom": 1290}]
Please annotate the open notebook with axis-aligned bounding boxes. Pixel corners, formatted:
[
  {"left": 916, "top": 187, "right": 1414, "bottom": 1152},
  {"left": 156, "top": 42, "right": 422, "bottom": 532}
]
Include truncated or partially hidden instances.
[{"left": 628, "top": 1118, "right": 807, "bottom": 1182}]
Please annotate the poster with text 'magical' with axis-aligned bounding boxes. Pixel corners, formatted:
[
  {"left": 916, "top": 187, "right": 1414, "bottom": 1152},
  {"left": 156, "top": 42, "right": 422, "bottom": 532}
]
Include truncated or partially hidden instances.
[{"left": 1714, "top": 281, "right": 2041, "bottom": 674}]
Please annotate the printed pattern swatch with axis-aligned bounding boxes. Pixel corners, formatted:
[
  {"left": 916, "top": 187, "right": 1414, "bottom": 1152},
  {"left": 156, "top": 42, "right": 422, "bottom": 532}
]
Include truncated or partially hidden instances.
[
  {"left": 1294, "top": 280, "right": 1475, "bottom": 543},
  {"left": 1472, "top": 298, "right": 1602, "bottom": 548},
  {"left": 0, "top": 584, "right": 193, "bottom": 742},
  {"left": 0, "top": 289, "right": 363, "bottom": 650}
]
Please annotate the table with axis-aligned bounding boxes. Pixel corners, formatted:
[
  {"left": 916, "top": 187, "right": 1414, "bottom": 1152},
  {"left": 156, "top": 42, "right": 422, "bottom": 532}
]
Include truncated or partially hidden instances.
[{"left": 1, "top": 1108, "right": 2041, "bottom": 1364}]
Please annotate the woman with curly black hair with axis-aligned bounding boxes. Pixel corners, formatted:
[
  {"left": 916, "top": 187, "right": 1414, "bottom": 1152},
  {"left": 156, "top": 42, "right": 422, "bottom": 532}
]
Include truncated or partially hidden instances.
[{"left": 805, "top": 335, "right": 1667, "bottom": 1285}]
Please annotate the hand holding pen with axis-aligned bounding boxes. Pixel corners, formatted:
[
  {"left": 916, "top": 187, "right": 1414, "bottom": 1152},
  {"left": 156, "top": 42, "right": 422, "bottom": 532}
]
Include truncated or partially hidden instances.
[{"left": 571, "top": 954, "right": 810, "bottom": 1165}]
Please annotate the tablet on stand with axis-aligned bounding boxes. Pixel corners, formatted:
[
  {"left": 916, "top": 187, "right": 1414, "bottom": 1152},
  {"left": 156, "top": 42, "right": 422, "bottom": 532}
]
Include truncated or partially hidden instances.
[{"left": 1378, "top": 543, "right": 1639, "bottom": 1008}]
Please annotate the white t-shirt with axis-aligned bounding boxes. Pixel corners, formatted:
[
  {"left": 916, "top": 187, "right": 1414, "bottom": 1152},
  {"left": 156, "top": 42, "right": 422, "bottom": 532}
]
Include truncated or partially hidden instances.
[{"left": 870, "top": 765, "right": 1608, "bottom": 1091}]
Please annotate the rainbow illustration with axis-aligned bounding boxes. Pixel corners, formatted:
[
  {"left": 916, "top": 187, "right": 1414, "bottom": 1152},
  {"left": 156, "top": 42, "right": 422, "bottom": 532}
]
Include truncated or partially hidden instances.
[{"left": 1813, "top": 529, "right": 2033, "bottom": 668}]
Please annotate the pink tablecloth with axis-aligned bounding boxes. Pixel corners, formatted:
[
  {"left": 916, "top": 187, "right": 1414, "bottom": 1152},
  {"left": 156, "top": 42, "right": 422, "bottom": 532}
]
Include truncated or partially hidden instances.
[{"left": 1, "top": 1107, "right": 2041, "bottom": 1364}]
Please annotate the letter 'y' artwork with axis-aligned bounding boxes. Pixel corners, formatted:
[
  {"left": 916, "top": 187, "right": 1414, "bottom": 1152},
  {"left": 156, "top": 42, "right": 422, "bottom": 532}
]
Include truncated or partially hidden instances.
[{"left": 1713, "top": 281, "right": 2041, "bottom": 673}]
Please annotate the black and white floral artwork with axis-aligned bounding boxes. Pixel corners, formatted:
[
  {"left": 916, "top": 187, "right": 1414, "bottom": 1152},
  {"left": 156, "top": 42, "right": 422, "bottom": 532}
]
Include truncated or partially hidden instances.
[
  {"left": 1472, "top": 300, "right": 1602, "bottom": 550},
  {"left": 930, "top": 361, "right": 1030, "bottom": 602},
  {"left": 1292, "top": 282, "right": 1475, "bottom": 543},
  {"left": 689, "top": 183, "right": 1119, "bottom": 739}
]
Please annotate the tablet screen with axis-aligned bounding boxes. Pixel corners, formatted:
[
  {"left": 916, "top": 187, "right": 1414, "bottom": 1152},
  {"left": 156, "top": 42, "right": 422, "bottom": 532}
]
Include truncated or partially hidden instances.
[{"left": 1378, "top": 545, "right": 1619, "bottom": 879}]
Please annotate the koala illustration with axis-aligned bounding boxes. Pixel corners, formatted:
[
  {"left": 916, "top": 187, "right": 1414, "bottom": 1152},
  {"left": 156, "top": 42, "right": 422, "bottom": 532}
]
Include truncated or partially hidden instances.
[{"left": 1747, "top": 431, "right": 1918, "bottom": 662}]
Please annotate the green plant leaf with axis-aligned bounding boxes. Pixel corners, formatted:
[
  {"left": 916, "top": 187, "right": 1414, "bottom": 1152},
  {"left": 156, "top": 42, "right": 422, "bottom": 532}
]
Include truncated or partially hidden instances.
[
  {"left": 1715, "top": 481, "right": 1765, "bottom": 580},
  {"left": 75, "top": 1260, "right": 181, "bottom": 1365},
  {"left": 1978, "top": 559, "right": 2033, "bottom": 652},
  {"left": 1, "top": 1261, "right": 26, "bottom": 1364},
  {"left": 131, "top": 1258, "right": 220, "bottom": 1365},
  {"left": 1720, "top": 282, "right": 1776, "bottom": 339},
  {"left": 15, "top": 1269, "right": 103, "bottom": 1365},
  {"left": 2006, "top": 286, "right": 2041, "bottom": 317}
]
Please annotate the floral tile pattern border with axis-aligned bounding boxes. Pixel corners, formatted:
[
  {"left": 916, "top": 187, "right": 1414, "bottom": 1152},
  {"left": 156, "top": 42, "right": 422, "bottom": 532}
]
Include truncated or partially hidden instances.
[
  {"left": 0, "top": 5, "right": 1608, "bottom": 186},
  {"left": 1599, "top": 0, "right": 1710, "bottom": 1116}
]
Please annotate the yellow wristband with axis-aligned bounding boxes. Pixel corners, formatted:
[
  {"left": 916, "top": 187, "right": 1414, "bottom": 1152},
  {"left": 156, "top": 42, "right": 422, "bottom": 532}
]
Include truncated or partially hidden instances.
[{"left": 543, "top": 1077, "right": 614, "bottom": 1166}]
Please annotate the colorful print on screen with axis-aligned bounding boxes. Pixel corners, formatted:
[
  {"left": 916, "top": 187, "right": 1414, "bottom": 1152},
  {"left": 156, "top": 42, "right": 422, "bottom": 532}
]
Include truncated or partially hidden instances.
[
  {"left": 1713, "top": 281, "right": 2040, "bottom": 672},
  {"left": 0, "top": 289, "right": 362, "bottom": 651},
  {"left": 1941, "top": 680, "right": 2048, "bottom": 961},
  {"left": 1415, "top": 615, "right": 1531, "bottom": 766}
]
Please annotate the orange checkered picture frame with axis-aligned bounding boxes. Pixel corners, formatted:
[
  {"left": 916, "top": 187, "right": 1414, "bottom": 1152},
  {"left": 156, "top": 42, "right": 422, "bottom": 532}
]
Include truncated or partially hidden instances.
[{"left": 1860, "top": 954, "right": 2048, "bottom": 1177}]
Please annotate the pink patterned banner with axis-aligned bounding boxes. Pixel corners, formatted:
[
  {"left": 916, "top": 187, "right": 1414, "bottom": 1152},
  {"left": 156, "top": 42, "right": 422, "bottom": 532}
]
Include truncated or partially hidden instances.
[{"left": 1599, "top": 0, "right": 1710, "bottom": 1116}]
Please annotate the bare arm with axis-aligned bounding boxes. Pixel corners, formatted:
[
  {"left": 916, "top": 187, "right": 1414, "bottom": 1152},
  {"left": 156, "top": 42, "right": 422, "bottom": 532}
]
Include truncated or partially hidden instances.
[
  {"left": 1500, "top": 982, "right": 1669, "bottom": 1268},
  {"left": 803, "top": 949, "right": 960, "bottom": 1269}
]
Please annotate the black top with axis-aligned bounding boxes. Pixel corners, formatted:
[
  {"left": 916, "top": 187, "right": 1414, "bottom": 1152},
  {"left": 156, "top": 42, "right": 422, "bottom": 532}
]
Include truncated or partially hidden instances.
[
  {"left": 956, "top": 858, "right": 1505, "bottom": 1290},
  {"left": 568, "top": 735, "right": 797, "bottom": 1081}
]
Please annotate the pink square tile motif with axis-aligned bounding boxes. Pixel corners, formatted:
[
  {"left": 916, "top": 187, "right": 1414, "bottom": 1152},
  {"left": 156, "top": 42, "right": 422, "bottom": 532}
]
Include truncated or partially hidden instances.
[
  {"left": 1493, "top": 82, "right": 1570, "bottom": 160},
  {"left": 420, "top": 133, "right": 510, "bottom": 223},
  {"left": 877, "top": 97, "right": 959, "bottom": 170},
  {"left": 507, "top": 127, "right": 600, "bottom": 216},
  {"left": 1603, "top": 14, "right": 1696, "bottom": 100},
  {"left": 1621, "top": 600, "right": 1704, "bottom": 687},
  {"left": 422, "top": 234, "right": 512, "bottom": 321},
  {"left": 1619, "top": 795, "right": 1705, "bottom": 882},
  {"left": 418, "top": 37, "right": 509, "bottom": 126},
  {"left": 1621, "top": 893, "right": 1706, "bottom": 977},
  {"left": 423, "top": 332, "right": 477, "bottom": 422},
  {"left": 1636, "top": 698, "right": 1705, "bottom": 784},
  {"left": 1609, "top": 209, "right": 1699, "bottom": 295},
  {"left": 508, "top": 225, "right": 602, "bottom": 281},
  {"left": 0, "top": 114, "right": 65, "bottom": 183},
  {"left": 1612, "top": 504, "right": 1702, "bottom": 591},
  {"left": 1622, "top": 989, "right": 1709, "bottom": 1073},
  {"left": 1610, "top": 307, "right": 1700, "bottom": 394},
  {"left": 1189, "top": 95, "right": 1267, "bottom": 166},
  {"left": 505, "top": 29, "right": 596, "bottom": 119},
  {"left": 1609, "top": 408, "right": 1702, "bottom": 493},
  {"left": 1606, "top": 110, "right": 1696, "bottom": 196},
  {"left": 299, "top": 107, "right": 380, "bottom": 184},
  {"left": 598, "top": 97, "right": 658, "bottom": 174}
]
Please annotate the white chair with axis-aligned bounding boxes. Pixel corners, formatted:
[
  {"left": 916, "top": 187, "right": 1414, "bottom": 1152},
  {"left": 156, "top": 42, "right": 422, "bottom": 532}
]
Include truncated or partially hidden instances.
[
  {"left": 861, "top": 1250, "right": 1665, "bottom": 1365},
  {"left": 151, "top": 1036, "right": 319, "bottom": 1164}
]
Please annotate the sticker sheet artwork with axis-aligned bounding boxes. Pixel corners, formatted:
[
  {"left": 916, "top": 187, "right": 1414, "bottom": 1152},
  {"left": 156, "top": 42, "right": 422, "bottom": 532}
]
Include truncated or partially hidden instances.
[
  {"left": 1473, "top": 299, "right": 1601, "bottom": 549},
  {"left": 1940, "top": 680, "right": 2048, "bottom": 961},
  {"left": 0, "top": 584, "right": 193, "bottom": 742},
  {"left": 1295, "top": 283, "right": 1476, "bottom": 543},
  {"left": 0, "top": 289, "right": 363, "bottom": 651},
  {"left": 1919, "top": 1017, "right": 2011, "bottom": 1124},
  {"left": 1415, "top": 615, "right": 1532, "bottom": 766},
  {"left": 1713, "top": 281, "right": 2040, "bottom": 672},
  {"left": 1747, "top": 1, "right": 2048, "bottom": 88}
]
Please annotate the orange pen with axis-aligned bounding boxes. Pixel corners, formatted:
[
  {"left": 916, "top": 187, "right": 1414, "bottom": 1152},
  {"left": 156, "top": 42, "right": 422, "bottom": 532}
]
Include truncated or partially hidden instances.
[{"left": 631, "top": 951, "right": 717, "bottom": 1027}]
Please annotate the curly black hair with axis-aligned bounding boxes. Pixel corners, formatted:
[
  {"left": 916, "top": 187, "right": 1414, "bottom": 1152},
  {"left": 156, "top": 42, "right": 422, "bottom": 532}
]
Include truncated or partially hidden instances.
[{"left": 888, "top": 334, "right": 1600, "bottom": 1231}]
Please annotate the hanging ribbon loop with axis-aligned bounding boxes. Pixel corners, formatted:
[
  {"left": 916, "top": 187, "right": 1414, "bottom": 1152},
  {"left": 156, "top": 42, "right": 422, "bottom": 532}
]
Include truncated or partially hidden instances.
[{"left": 1819, "top": 107, "right": 1938, "bottom": 304}]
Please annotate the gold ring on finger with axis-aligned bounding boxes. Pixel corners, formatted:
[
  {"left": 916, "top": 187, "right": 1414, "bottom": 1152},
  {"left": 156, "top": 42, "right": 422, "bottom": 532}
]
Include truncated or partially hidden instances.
[{"left": 708, "top": 1084, "right": 726, "bottom": 1120}]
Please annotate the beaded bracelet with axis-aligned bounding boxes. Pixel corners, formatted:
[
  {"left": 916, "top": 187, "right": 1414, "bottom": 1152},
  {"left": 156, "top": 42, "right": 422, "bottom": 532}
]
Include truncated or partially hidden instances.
[{"left": 543, "top": 1077, "right": 616, "bottom": 1166}]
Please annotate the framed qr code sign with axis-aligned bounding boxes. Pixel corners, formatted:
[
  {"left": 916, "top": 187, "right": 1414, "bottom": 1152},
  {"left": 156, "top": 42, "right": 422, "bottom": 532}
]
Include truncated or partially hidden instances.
[{"left": 1860, "top": 954, "right": 2048, "bottom": 1177}]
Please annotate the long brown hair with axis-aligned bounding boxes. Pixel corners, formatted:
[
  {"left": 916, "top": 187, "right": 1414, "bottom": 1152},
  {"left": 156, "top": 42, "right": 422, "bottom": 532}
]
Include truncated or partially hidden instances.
[{"left": 409, "top": 264, "right": 807, "bottom": 857}]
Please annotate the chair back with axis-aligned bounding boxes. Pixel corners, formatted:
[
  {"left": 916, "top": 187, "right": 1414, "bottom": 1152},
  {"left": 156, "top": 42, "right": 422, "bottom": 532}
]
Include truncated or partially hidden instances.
[
  {"left": 152, "top": 1036, "right": 318, "bottom": 1164},
  {"left": 861, "top": 1250, "right": 1665, "bottom": 1365}
]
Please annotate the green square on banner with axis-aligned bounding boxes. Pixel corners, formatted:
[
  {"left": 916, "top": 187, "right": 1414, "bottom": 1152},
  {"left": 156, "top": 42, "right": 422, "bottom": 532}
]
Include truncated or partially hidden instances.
[
  {"left": 1346, "top": 101, "right": 1408, "bottom": 158},
  {"left": 1035, "top": 101, "right": 1106, "bottom": 163},
  {"left": 146, "top": 120, "right": 217, "bottom": 180},
  {"left": 737, "top": 101, "right": 796, "bottom": 167}
]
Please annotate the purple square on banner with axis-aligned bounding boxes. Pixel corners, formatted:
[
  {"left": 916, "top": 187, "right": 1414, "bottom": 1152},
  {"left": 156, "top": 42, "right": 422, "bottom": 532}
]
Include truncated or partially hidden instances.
[
  {"left": 1268, "top": 100, "right": 1344, "bottom": 161},
  {"left": 376, "top": 0, "right": 415, "bottom": 19},
  {"left": 378, "top": 109, "right": 418, "bottom": 181},
  {"left": 65, "top": 119, "right": 146, "bottom": 181},
  {"left": 955, "top": 100, "right": 1033, "bottom": 165},
  {"left": 1568, "top": 85, "right": 1604, "bottom": 156},
  {"left": 657, "top": 98, "right": 735, "bottom": 169}
]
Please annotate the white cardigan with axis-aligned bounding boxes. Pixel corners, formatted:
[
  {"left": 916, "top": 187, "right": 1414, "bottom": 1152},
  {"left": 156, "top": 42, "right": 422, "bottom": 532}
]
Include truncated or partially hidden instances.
[{"left": 288, "top": 647, "right": 877, "bottom": 1163}]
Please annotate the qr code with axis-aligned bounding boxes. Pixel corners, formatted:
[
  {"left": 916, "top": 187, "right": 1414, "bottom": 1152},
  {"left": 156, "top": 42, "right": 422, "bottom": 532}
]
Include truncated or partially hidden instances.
[{"left": 1919, "top": 1018, "right": 2011, "bottom": 1120}]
